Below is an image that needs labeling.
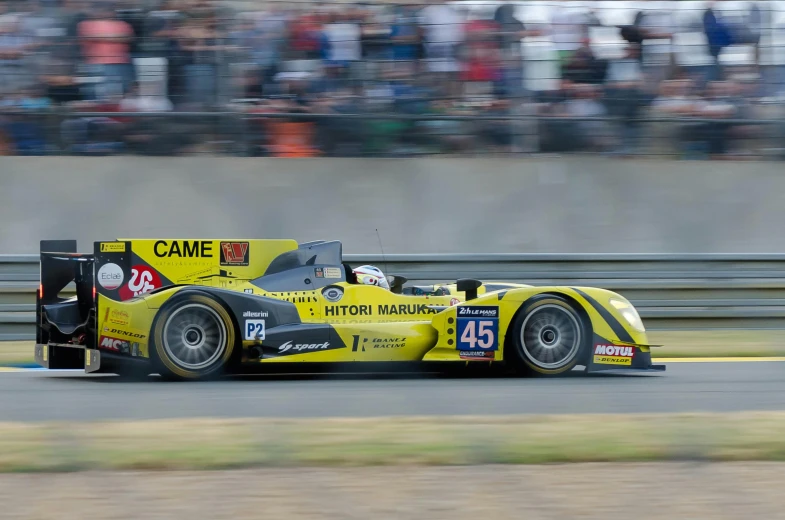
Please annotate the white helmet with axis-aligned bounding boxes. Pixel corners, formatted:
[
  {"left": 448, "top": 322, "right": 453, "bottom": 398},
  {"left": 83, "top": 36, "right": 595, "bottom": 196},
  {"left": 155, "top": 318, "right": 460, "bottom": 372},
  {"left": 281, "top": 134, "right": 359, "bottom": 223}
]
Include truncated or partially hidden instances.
[{"left": 353, "top": 265, "right": 390, "bottom": 290}]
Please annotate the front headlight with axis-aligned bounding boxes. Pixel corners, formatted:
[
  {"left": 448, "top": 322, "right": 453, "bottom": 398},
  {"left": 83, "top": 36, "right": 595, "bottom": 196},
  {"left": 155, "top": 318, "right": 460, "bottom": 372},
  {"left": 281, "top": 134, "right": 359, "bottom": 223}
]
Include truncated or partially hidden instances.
[{"left": 609, "top": 298, "right": 645, "bottom": 332}]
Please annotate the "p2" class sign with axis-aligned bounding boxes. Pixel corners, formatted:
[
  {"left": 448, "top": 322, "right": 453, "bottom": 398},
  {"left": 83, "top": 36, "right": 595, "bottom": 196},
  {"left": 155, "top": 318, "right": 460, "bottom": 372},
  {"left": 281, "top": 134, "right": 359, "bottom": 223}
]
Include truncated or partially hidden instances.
[{"left": 244, "top": 319, "right": 266, "bottom": 340}]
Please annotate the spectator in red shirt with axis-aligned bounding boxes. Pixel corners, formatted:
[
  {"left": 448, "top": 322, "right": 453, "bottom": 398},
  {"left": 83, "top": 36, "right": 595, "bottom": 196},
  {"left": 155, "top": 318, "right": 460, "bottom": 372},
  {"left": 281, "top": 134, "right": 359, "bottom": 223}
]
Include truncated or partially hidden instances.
[
  {"left": 461, "top": 18, "right": 501, "bottom": 97},
  {"left": 77, "top": 3, "right": 135, "bottom": 99},
  {"left": 288, "top": 10, "right": 321, "bottom": 60}
]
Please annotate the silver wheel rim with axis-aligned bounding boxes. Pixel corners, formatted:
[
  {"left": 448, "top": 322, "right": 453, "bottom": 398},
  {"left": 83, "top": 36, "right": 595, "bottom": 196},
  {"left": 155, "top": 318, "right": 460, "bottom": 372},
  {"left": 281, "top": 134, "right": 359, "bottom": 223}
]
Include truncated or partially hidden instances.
[
  {"left": 162, "top": 303, "right": 227, "bottom": 370},
  {"left": 520, "top": 304, "right": 582, "bottom": 370}
]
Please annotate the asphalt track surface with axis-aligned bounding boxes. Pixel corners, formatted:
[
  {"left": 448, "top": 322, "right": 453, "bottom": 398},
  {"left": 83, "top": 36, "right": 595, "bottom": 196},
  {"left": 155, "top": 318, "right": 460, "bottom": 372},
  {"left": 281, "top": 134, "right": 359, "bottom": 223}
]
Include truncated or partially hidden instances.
[{"left": 1, "top": 360, "right": 784, "bottom": 422}]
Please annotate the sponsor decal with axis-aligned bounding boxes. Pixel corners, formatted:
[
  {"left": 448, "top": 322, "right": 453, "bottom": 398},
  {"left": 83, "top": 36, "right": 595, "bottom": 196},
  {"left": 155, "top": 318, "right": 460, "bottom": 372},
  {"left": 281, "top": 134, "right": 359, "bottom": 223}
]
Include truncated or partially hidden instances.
[
  {"left": 351, "top": 335, "right": 408, "bottom": 352},
  {"left": 99, "top": 335, "right": 130, "bottom": 353},
  {"left": 102, "top": 327, "right": 145, "bottom": 339},
  {"left": 268, "top": 292, "right": 318, "bottom": 304},
  {"left": 325, "top": 304, "right": 372, "bottom": 317},
  {"left": 153, "top": 240, "right": 213, "bottom": 258},
  {"left": 450, "top": 298, "right": 461, "bottom": 306},
  {"left": 118, "top": 265, "right": 161, "bottom": 301},
  {"left": 244, "top": 289, "right": 254, "bottom": 294},
  {"left": 594, "top": 344, "right": 635, "bottom": 357},
  {"left": 96, "top": 263, "right": 124, "bottom": 290},
  {"left": 278, "top": 340, "right": 331, "bottom": 353},
  {"left": 322, "top": 286, "right": 344, "bottom": 303},
  {"left": 378, "top": 304, "right": 438, "bottom": 315},
  {"left": 457, "top": 306, "right": 499, "bottom": 351},
  {"left": 100, "top": 242, "right": 126, "bottom": 253},
  {"left": 242, "top": 310, "right": 269, "bottom": 318},
  {"left": 324, "top": 267, "right": 342, "bottom": 279},
  {"left": 324, "top": 303, "right": 441, "bottom": 317},
  {"left": 592, "top": 344, "right": 635, "bottom": 366},
  {"left": 220, "top": 241, "right": 249, "bottom": 266},
  {"left": 176, "top": 268, "right": 214, "bottom": 283},
  {"left": 104, "top": 308, "right": 130, "bottom": 326},
  {"left": 457, "top": 306, "right": 499, "bottom": 318},
  {"left": 131, "top": 342, "right": 140, "bottom": 357},
  {"left": 459, "top": 350, "right": 495, "bottom": 360},
  {"left": 244, "top": 319, "right": 266, "bottom": 340},
  {"left": 371, "top": 337, "right": 406, "bottom": 349}
]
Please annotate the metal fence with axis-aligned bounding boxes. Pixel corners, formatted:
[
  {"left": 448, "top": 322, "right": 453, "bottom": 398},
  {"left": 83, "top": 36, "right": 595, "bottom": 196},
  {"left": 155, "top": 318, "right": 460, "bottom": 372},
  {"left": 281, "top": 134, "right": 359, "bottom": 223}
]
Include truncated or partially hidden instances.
[
  {"left": 4, "top": 253, "right": 785, "bottom": 341},
  {"left": 7, "top": 107, "right": 785, "bottom": 158},
  {"left": 2, "top": 0, "right": 785, "bottom": 158}
]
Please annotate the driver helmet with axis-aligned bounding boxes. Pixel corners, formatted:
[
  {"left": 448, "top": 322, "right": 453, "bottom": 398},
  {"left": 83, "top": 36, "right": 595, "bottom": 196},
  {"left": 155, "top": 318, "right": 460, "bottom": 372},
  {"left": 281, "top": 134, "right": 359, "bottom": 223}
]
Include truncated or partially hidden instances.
[{"left": 353, "top": 265, "right": 390, "bottom": 290}]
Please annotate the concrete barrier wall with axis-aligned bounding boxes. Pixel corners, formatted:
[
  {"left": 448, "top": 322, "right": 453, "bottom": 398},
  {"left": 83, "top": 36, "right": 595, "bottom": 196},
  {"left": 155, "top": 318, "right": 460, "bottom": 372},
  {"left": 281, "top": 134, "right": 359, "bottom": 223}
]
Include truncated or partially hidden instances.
[{"left": 0, "top": 157, "right": 781, "bottom": 254}]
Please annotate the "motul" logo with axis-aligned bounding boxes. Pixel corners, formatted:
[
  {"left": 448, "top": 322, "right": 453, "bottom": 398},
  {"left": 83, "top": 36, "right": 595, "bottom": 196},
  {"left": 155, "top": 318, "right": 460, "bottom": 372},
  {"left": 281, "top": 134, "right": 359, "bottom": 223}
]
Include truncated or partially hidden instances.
[
  {"left": 100, "top": 336, "right": 128, "bottom": 351},
  {"left": 594, "top": 344, "right": 634, "bottom": 357}
]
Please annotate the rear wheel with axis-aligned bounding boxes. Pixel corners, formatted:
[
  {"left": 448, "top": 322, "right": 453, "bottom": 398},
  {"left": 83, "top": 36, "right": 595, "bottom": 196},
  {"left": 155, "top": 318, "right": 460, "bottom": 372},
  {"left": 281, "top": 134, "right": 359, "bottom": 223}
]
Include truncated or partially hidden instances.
[
  {"left": 507, "top": 295, "right": 588, "bottom": 376},
  {"left": 151, "top": 293, "right": 236, "bottom": 380}
]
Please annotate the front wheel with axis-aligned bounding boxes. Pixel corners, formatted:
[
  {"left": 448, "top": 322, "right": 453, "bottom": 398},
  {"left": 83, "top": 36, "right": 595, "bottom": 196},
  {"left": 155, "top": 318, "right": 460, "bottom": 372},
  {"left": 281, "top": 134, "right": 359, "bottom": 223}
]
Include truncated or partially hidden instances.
[
  {"left": 506, "top": 295, "right": 588, "bottom": 376},
  {"left": 151, "top": 293, "right": 236, "bottom": 380}
]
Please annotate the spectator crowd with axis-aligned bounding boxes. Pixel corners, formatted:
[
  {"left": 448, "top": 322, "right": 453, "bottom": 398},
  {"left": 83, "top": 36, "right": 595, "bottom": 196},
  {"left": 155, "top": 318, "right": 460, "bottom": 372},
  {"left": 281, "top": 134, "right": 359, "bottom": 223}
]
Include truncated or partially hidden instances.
[{"left": 0, "top": 0, "right": 778, "bottom": 159}]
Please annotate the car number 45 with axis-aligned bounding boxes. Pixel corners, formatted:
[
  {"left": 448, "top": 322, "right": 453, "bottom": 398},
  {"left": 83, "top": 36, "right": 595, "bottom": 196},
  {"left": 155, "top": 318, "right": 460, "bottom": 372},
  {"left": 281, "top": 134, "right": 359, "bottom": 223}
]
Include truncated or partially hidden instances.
[{"left": 457, "top": 317, "right": 498, "bottom": 351}]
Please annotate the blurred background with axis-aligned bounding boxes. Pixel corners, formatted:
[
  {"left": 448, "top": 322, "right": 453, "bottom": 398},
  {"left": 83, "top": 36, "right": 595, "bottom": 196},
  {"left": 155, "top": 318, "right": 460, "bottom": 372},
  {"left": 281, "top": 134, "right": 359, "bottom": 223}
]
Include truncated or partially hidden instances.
[
  {"left": 3, "top": 3, "right": 785, "bottom": 517},
  {"left": 0, "top": 0, "right": 781, "bottom": 159}
]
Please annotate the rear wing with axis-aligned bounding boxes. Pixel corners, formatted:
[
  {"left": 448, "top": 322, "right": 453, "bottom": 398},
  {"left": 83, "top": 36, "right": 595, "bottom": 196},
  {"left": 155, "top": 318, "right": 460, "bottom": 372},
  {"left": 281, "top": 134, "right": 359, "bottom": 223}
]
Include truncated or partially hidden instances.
[{"left": 36, "top": 240, "right": 96, "bottom": 345}]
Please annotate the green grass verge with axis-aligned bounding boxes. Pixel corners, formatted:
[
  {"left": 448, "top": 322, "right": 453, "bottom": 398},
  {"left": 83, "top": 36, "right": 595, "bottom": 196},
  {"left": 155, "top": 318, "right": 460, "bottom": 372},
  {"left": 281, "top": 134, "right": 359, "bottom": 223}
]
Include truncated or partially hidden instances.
[
  {"left": 0, "top": 342, "right": 34, "bottom": 366},
  {"left": 649, "top": 330, "right": 785, "bottom": 358},
  {"left": 3, "top": 413, "right": 785, "bottom": 472},
  {"left": 3, "top": 331, "right": 785, "bottom": 367}
]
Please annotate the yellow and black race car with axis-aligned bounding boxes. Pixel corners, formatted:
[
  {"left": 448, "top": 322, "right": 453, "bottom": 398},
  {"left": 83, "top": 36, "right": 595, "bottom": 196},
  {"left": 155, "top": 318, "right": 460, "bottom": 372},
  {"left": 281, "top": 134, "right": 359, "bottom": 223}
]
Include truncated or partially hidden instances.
[{"left": 34, "top": 239, "right": 665, "bottom": 380}]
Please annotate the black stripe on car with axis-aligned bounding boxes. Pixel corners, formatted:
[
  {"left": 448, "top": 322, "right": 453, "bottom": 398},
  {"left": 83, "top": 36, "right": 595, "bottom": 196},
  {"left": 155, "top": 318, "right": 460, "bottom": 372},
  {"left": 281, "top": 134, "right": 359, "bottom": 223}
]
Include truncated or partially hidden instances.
[{"left": 570, "top": 288, "right": 634, "bottom": 344}]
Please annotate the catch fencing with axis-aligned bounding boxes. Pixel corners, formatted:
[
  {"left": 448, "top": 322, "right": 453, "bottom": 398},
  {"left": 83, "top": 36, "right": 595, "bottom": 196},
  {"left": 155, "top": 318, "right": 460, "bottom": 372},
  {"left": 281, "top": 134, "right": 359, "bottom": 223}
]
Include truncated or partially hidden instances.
[{"left": 4, "top": 253, "right": 785, "bottom": 341}]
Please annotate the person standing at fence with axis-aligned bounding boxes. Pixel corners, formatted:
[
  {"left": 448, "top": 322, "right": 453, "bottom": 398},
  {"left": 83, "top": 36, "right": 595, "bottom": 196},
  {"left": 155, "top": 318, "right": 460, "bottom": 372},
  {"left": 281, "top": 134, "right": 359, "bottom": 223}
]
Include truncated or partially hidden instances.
[
  {"left": 702, "top": 0, "right": 733, "bottom": 83},
  {"left": 0, "top": 15, "right": 34, "bottom": 97},
  {"left": 390, "top": 4, "right": 421, "bottom": 65},
  {"left": 139, "top": 4, "right": 185, "bottom": 105},
  {"left": 550, "top": 2, "right": 593, "bottom": 69},
  {"left": 418, "top": 0, "right": 465, "bottom": 99},
  {"left": 322, "top": 7, "right": 362, "bottom": 89},
  {"left": 230, "top": 7, "right": 286, "bottom": 99},
  {"left": 493, "top": 2, "right": 542, "bottom": 100},
  {"left": 604, "top": 44, "right": 650, "bottom": 156},
  {"left": 59, "top": 0, "right": 88, "bottom": 72},
  {"left": 77, "top": 2, "right": 135, "bottom": 99},
  {"left": 634, "top": 3, "right": 675, "bottom": 88},
  {"left": 461, "top": 14, "right": 500, "bottom": 98},
  {"left": 178, "top": 7, "right": 222, "bottom": 109}
]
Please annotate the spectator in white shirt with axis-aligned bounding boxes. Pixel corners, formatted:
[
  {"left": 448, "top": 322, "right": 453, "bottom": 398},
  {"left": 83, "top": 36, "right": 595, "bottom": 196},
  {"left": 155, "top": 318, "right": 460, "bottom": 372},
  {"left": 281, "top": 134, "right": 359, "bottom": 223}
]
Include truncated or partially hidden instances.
[
  {"left": 418, "top": 0, "right": 464, "bottom": 84},
  {"left": 550, "top": 5, "right": 593, "bottom": 65},
  {"left": 322, "top": 9, "right": 361, "bottom": 88},
  {"left": 323, "top": 10, "right": 361, "bottom": 64}
]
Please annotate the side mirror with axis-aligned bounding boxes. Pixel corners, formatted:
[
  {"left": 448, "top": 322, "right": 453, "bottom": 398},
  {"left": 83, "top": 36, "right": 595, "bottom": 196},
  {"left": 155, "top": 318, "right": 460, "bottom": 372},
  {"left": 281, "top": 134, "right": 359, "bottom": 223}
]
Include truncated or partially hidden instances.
[
  {"left": 387, "top": 274, "right": 407, "bottom": 294},
  {"left": 456, "top": 278, "right": 482, "bottom": 301}
]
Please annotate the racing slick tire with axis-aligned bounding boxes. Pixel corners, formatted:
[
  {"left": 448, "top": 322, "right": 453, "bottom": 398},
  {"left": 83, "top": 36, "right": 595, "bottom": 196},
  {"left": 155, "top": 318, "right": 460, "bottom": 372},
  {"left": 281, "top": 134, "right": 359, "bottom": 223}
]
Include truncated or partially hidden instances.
[
  {"left": 506, "top": 294, "right": 589, "bottom": 376},
  {"left": 150, "top": 293, "right": 237, "bottom": 381}
]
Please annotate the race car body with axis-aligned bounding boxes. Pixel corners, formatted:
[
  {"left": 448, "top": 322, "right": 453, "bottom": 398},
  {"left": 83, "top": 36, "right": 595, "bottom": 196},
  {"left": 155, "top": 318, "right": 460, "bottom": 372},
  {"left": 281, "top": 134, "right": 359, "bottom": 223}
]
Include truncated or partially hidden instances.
[{"left": 34, "top": 239, "right": 665, "bottom": 379}]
